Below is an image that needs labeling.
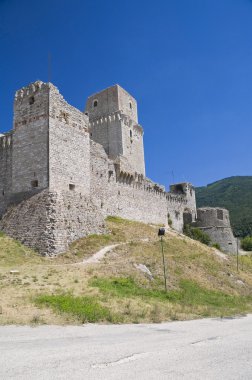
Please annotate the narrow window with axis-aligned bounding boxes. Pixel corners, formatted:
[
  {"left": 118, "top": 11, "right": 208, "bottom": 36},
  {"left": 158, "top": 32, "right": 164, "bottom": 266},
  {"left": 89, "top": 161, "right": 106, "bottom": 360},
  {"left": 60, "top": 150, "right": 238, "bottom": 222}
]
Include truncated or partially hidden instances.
[
  {"left": 93, "top": 100, "right": 98, "bottom": 108},
  {"left": 69, "top": 184, "right": 75, "bottom": 191},
  {"left": 29, "top": 96, "right": 35, "bottom": 105},
  {"left": 31, "top": 180, "right": 38, "bottom": 188},
  {"left": 130, "top": 130, "right": 132, "bottom": 138},
  {"left": 2, "top": 190, "right": 5, "bottom": 196},
  {"left": 129, "top": 101, "right": 132, "bottom": 109},
  {"left": 217, "top": 209, "right": 223, "bottom": 220}
]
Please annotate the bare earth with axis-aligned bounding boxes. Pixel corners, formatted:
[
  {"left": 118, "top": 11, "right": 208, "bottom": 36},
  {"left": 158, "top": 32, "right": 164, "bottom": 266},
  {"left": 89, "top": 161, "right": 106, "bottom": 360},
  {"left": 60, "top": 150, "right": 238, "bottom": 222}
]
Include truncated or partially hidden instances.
[{"left": 0, "top": 315, "right": 251, "bottom": 380}]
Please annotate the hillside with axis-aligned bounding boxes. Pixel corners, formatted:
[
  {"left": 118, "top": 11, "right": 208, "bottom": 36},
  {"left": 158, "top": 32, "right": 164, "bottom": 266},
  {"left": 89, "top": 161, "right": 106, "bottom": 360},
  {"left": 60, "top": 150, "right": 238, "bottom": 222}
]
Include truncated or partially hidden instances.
[
  {"left": 196, "top": 176, "right": 252, "bottom": 237},
  {"left": 0, "top": 218, "right": 252, "bottom": 325}
]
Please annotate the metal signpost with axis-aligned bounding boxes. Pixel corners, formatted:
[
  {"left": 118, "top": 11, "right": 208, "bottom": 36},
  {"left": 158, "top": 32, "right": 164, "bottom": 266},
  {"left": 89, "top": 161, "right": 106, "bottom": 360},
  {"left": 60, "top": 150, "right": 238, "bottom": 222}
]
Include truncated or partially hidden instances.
[{"left": 158, "top": 228, "right": 167, "bottom": 291}]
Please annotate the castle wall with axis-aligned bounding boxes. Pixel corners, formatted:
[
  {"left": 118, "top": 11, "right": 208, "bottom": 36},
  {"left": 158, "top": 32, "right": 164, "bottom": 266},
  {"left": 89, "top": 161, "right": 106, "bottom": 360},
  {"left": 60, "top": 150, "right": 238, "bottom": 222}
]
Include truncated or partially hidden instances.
[
  {"left": 0, "top": 133, "right": 13, "bottom": 216},
  {"left": 49, "top": 85, "right": 90, "bottom": 195},
  {"left": 0, "top": 190, "right": 52, "bottom": 255},
  {"left": 121, "top": 116, "right": 145, "bottom": 176},
  {"left": 90, "top": 141, "right": 167, "bottom": 226},
  {"left": 0, "top": 189, "right": 106, "bottom": 256},
  {"left": 117, "top": 85, "right": 138, "bottom": 122},
  {"left": 166, "top": 194, "right": 187, "bottom": 232},
  {"left": 89, "top": 113, "right": 123, "bottom": 158},
  {"left": 12, "top": 82, "right": 49, "bottom": 194}
]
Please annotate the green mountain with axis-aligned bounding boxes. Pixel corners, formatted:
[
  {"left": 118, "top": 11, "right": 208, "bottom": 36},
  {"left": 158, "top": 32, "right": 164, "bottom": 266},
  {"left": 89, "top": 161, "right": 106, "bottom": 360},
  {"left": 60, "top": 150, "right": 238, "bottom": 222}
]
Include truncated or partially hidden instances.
[{"left": 196, "top": 176, "right": 252, "bottom": 237}]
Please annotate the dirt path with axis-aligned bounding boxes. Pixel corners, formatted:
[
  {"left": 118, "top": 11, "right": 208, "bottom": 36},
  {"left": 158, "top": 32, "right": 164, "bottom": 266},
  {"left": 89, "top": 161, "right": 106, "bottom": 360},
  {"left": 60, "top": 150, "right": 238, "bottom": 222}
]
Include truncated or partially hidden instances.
[{"left": 82, "top": 244, "right": 122, "bottom": 265}]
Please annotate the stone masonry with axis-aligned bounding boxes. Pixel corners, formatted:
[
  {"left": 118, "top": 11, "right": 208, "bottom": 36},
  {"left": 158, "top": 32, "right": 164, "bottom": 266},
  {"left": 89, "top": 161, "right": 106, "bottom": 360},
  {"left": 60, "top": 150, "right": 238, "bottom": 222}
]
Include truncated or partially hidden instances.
[
  {"left": 193, "top": 207, "right": 237, "bottom": 254},
  {"left": 0, "top": 80, "right": 201, "bottom": 256}
]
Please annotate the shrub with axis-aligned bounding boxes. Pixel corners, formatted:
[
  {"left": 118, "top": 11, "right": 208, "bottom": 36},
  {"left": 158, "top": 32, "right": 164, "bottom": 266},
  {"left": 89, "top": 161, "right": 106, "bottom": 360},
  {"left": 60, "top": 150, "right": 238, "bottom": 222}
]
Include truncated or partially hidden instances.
[
  {"left": 212, "top": 243, "right": 221, "bottom": 250},
  {"left": 168, "top": 218, "right": 172, "bottom": 227},
  {"left": 241, "top": 236, "right": 252, "bottom": 251},
  {"left": 183, "top": 224, "right": 211, "bottom": 246}
]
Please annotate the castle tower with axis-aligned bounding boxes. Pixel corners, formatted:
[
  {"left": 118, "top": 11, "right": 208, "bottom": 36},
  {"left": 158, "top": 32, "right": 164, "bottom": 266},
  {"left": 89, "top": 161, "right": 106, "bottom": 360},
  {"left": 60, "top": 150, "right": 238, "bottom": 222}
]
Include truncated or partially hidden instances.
[
  {"left": 85, "top": 85, "right": 145, "bottom": 176},
  {"left": 12, "top": 81, "right": 50, "bottom": 195},
  {"left": 170, "top": 182, "right": 197, "bottom": 221},
  {"left": 195, "top": 207, "right": 237, "bottom": 254},
  {"left": 12, "top": 81, "right": 90, "bottom": 197}
]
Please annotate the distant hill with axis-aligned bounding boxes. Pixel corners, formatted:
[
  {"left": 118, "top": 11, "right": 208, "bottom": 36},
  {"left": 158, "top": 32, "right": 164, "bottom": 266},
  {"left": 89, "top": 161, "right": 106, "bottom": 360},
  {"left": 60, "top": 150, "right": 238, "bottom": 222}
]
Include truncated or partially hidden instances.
[{"left": 196, "top": 176, "right": 252, "bottom": 237}]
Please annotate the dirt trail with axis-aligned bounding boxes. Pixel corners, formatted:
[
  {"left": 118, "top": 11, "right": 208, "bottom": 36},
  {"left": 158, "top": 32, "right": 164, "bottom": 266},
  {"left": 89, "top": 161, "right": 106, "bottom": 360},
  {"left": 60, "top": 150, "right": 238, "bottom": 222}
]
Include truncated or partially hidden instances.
[{"left": 82, "top": 244, "right": 122, "bottom": 265}]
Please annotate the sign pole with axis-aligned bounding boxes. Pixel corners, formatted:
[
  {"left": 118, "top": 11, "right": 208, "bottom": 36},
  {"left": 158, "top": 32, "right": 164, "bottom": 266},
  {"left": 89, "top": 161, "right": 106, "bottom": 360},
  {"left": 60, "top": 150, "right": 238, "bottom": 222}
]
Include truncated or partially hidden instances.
[{"left": 161, "top": 236, "right": 167, "bottom": 292}]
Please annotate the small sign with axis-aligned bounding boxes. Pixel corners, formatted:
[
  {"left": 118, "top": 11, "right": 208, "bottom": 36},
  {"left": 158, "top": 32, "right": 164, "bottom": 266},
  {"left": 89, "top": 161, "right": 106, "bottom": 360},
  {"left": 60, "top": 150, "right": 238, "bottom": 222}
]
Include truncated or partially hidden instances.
[{"left": 158, "top": 227, "right": 165, "bottom": 236}]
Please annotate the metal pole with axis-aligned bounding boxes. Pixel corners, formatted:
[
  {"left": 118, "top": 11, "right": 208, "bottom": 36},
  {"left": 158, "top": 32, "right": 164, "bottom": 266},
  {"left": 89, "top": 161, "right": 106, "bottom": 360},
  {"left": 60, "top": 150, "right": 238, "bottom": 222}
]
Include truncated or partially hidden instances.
[
  {"left": 236, "top": 237, "right": 239, "bottom": 272},
  {"left": 161, "top": 236, "right": 167, "bottom": 291}
]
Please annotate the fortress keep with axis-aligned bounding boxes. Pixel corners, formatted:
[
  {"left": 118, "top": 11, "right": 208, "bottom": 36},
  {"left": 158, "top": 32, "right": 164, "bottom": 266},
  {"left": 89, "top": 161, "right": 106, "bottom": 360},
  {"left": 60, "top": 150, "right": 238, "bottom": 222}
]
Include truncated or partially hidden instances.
[{"left": 0, "top": 81, "right": 208, "bottom": 255}]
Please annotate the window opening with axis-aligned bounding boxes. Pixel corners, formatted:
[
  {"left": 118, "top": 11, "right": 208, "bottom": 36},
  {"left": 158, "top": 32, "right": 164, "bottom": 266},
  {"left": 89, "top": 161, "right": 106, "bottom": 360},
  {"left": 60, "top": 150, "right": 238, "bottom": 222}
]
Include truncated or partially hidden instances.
[
  {"left": 29, "top": 96, "right": 35, "bottom": 105},
  {"left": 31, "top": 180, "right": 38, "bottom": 188},
  {"left": 69, "top": 184, "right": 75, "bottom": 191}
]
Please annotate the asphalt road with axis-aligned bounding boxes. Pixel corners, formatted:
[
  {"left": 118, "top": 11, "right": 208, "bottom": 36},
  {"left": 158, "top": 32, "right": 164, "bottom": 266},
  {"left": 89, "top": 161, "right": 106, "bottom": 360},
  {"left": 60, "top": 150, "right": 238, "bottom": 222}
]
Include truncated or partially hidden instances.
[{"left": 0, "top": 315, "right": 251, "bottom": 380}]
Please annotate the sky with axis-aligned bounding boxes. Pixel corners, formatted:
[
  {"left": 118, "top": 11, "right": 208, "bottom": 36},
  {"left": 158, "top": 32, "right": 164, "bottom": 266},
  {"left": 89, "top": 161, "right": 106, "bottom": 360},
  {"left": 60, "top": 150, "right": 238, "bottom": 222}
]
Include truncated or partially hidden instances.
[{"left": 0, "top": 0, "right": 252, "bottom": 188}]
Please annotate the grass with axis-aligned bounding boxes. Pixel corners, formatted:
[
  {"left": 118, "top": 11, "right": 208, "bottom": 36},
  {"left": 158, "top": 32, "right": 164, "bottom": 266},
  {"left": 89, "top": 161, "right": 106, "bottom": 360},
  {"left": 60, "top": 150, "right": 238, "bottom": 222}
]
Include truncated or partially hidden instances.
[
  {"left": 0, "top": 216, "right": 252, "bottom": 324},
  {"left": 35, "top": 293, "right": 119, "bottom": 323},
  {"left": 90, "top": 277, "right": 251, "bottom": 316}
]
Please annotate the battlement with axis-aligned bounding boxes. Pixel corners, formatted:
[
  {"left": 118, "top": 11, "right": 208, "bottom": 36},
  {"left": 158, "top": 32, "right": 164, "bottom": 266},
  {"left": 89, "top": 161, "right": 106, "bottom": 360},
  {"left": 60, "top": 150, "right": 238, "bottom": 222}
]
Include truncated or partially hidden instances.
[{"left": 14, "top": 81, "right": 48, "bottom": 101}]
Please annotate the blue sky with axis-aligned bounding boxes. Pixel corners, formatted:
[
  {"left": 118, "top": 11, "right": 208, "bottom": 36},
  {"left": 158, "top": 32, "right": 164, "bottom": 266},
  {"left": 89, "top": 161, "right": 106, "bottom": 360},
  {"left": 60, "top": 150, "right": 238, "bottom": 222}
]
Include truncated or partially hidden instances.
[{"left": 0, "top": 0, "right": 252, "bottom": 187}]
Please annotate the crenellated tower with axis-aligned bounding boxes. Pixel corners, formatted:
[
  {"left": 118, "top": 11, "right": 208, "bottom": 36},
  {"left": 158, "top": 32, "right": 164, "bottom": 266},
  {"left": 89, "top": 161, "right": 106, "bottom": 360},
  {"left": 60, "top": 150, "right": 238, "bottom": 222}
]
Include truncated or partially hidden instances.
[{"left": 85, "top": 85, "right": 145, "bottom": 177}]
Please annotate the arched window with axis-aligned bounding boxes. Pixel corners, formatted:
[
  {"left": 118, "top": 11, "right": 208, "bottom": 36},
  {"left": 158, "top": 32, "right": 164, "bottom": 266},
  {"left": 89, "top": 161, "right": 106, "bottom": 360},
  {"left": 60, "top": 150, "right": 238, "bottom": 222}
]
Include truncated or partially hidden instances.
[{"left": 93, "top": 100, "right": 98, "bottom": 108}]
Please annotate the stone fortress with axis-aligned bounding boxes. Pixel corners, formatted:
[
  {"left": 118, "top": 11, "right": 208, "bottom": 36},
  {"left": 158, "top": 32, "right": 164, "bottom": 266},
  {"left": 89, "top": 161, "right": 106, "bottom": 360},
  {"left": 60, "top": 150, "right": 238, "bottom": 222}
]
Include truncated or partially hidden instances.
[{"left": 0, "top": 81, "right": 236, "bottom": 255}]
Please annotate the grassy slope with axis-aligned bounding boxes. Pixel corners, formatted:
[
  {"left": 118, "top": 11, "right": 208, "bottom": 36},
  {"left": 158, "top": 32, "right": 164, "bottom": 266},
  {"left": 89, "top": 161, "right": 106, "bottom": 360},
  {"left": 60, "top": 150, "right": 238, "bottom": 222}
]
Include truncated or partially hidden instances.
[
  {"left": 196, "top": 176, "right": 252, "bottom": 237},
  {"left": 0, "top": 217, "right": 252, "bottom": 325}
]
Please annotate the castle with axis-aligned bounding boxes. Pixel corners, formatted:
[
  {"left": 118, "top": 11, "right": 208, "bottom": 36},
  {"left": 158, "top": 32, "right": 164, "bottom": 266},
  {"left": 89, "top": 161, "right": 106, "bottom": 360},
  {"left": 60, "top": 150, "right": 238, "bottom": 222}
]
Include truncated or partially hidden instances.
[{"left": 0, "top": 81, "right": 235, "bottom": 255}]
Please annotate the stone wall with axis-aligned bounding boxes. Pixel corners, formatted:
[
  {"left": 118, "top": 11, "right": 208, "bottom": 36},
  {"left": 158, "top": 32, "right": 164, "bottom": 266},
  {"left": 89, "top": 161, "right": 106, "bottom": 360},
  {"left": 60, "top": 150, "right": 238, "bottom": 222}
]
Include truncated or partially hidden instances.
[
  {"left": 0, "top": 190, "right": 52, "bottom": 255},
  {"left": 90, "top": 141, "right": 192, "bottom": 229},
  {"left": 49, "top": 84, "right": 90, "bottom": 195},
  {"left": 0, "top": 132, "right": 13, "bottom": 217},
  {"left": 0, "top": 189, "right": 106, "bottom": 256},
  {"left": 12, "top": 81, "right": 49, "bottom": 194},
  {"left": 121, "top": 116, "right": 145, "bottom": 176},
  {"left": 85, "top": 84, "right": 138, "bottom": 122}
]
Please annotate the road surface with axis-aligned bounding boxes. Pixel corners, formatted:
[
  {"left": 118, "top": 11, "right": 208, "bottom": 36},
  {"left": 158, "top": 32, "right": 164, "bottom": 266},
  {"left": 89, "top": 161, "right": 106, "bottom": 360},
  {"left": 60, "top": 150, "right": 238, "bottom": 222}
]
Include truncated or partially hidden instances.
[{"left": 0, "top": 315, "right": 251, "bottom": 379}]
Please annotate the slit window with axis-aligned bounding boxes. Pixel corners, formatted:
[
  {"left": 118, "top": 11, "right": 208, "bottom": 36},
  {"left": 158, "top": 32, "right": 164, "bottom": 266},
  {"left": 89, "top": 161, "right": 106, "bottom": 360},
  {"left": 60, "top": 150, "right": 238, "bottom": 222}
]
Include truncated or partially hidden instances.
[
  {"left": 29, "top": 96, "right": 35, "bottom": 105},
  {"left": 69, "top": 184, "right": 75, "bottom": 191},
  {"left": 31, "top": 180, "right": 38, "bottom": 188},
  {"left": 217, "top": 209, "right": 223, "bottom": 220}
]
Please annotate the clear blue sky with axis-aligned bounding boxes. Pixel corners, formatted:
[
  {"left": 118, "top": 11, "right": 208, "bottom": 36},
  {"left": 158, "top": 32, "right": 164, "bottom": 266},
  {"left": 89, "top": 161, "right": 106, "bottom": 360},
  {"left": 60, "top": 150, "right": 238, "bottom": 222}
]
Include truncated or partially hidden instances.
[{"left": 1, "top": 0, "right": 252, "bottom": 187}]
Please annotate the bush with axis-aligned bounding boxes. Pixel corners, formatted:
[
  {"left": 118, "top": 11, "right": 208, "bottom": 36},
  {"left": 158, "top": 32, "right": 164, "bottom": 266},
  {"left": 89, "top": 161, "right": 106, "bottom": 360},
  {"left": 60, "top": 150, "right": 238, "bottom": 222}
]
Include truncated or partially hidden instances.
[
  {"left": 241, "top": 236, "right": 252, "bottom": 251},
  {"left": 183, "top": 224, "right": 211, "bottom": 246},
  {"left": 212, "top": 243, "right": 221, "bottom": 250}
]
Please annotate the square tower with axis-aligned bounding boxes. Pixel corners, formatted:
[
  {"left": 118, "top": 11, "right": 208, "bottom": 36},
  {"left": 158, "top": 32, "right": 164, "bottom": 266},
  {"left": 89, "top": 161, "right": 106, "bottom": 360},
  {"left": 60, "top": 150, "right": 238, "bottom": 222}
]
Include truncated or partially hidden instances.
[{"left": 85, "top": 85, "right": 145, "bottom": 176}]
